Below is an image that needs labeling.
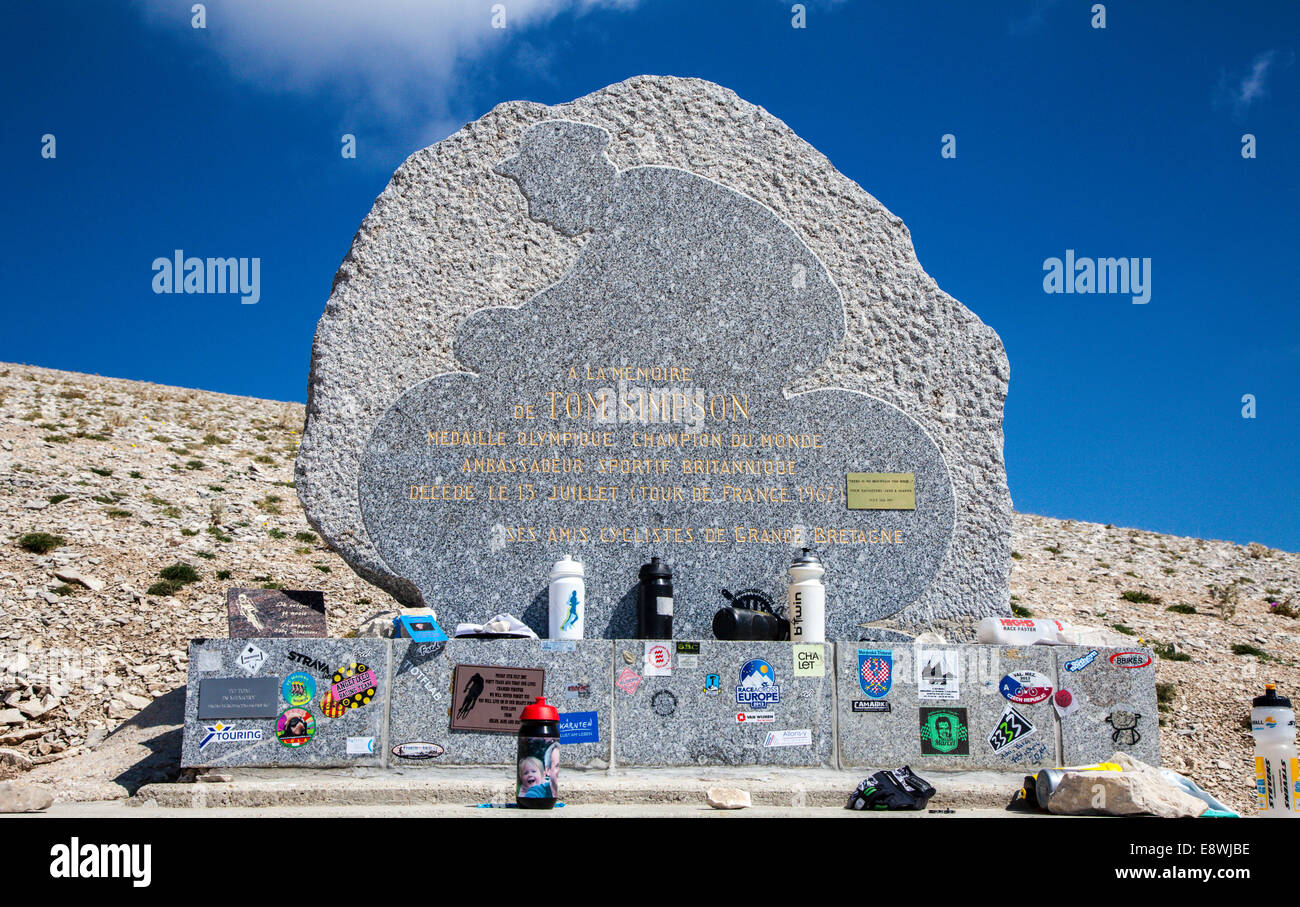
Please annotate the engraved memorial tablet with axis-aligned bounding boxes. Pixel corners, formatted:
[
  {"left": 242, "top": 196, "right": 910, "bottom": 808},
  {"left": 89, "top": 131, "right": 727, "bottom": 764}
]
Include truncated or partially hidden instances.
[
  {"left": 357, "top": 121, "right": 954, "bottom": 636},
  {"left": 226, "top": 588, "right": 328, "bottom": 639},
  {"left": 197, "top": 676, "right": 280, "bottom": 720},
  {"left": 450, "top": 664, "right": 546, "bottom": 734}
]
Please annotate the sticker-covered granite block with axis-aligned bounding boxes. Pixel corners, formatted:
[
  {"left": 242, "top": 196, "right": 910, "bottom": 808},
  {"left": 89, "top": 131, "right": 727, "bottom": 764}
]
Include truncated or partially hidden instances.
[
  {"left": 836, "top": 644, "right": 1061, "bottom": 771},
  {"left": 1054, "top": 645, "right": 1160, "bottom": 766},
  {"left": 182, "top": 638, "right": 388, "bottom": 768},
  {"left": 613, "top": 640, "right": 834, "bottom": 767},
  {"left": 387, "top": 638, "right": 613, "bottom": 766}
]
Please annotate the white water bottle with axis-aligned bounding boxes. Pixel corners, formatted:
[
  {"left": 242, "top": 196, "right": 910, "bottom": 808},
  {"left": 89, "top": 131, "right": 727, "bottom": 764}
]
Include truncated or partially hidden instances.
[
  {"left": 1251, "top": 683, "right": 1299, "bottom": 816},
  {"left": 787, "top": 549, "right": 825, "bottom": 643},
  {"left": 548, "top": 555, "right": 585, "bottom": 640}
]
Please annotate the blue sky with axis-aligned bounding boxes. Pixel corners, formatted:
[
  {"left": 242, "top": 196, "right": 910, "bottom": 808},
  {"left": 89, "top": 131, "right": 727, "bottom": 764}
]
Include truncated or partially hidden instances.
[{"left": 4, "top": 0, "right": 1297, "bottom": 550}]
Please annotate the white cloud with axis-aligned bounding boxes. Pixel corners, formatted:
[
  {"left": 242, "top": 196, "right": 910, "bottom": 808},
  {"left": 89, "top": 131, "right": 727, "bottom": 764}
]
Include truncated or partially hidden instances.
[
  {"left": 1214, "top": 50, "right": 1293, "bottom": 117},
  {"left": 133, "top": 0, "right": 639, "bottom": 143},
  {"left": 1238, "top": 51, "right": 1276, "bottom": 105}
]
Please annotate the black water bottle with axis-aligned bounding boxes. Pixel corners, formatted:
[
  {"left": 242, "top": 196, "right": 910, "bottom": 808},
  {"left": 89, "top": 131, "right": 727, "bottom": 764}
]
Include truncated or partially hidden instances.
[
  {"left": 516, "top": 697, "right": 560, "bottom": 810},
  {"left": 637, "top": 557, "right": 673, "bottom": 638}
]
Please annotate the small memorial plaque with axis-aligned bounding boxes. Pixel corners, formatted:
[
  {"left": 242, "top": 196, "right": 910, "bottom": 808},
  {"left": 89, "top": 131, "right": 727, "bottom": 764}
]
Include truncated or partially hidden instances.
[
  {"left": 197, "top": 676, "right": 280, "bottom": 720},
  {"left": 398, "top": 614, "right": 448, "bottom": 643},
  {"left": 846, "top": 473, "right": 916, "bottom": 511},
  {"left": 226, "top": 589, "right": 328, "bottom": 638},
  {"left": 450, "top": 664, "right": 545, "bottom": 734}
]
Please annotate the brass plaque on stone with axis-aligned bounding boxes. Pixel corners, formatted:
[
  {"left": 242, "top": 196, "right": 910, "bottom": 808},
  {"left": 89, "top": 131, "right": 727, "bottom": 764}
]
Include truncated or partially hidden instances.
[{"left": 846, "top": 473, "right": 916, "bottom": 510}]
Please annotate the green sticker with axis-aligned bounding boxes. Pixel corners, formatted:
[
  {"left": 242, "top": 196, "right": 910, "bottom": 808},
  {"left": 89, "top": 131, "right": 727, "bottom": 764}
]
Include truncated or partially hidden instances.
[{"left": 919, "top": 707, "right": 969, "bottom": 755}]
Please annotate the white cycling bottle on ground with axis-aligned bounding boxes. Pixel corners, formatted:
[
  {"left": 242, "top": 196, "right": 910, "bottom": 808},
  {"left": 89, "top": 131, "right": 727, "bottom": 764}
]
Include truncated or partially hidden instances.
[
  {"left": 547, "top": 555, "right": 585, "bottom": 640},
  {"left": 787, "top": 548, "right": 825, "bottom": 643},
  {"left": 1251, "top": 683, "right": 1299, "bottom": 816}
]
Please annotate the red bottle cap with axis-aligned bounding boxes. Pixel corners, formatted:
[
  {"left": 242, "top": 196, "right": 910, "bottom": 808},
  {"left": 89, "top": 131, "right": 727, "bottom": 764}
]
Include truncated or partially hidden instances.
[{"left": 520, "top": 696, "right": 559, "bottom": 722}]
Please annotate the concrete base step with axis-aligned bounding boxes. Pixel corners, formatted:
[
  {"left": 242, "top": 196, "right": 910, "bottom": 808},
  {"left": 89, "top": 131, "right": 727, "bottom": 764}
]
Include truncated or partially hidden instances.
[{"left": 131, "top": 765, "right": 1025, "bottom": 810}]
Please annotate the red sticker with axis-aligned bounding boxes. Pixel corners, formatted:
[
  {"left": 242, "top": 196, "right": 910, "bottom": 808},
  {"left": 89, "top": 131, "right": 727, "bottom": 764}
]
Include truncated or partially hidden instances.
[{"left": 616, "top": 668, "right": 641, "bottom": 695}]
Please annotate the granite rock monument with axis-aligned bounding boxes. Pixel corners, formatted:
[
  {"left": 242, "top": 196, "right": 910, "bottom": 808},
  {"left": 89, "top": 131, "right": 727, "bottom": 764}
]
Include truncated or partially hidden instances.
[{"left": 298, "top": 76, "right": 1011, "bottom": 637}]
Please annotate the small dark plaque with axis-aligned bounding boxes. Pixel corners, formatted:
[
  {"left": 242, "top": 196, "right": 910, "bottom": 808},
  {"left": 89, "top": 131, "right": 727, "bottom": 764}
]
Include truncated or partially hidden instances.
[
  {"left": 197, "top": 676, "right": 280, "bottom": 720},
  {"left": 226, "top": 588, "right": 328, "bottom": 638}
]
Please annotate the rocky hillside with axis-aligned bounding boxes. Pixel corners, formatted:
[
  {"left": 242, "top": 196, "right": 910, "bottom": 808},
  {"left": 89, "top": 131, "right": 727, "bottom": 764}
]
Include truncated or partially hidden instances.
[{"left": 1, "top": 362, "right": 1296, "bottom": 813}]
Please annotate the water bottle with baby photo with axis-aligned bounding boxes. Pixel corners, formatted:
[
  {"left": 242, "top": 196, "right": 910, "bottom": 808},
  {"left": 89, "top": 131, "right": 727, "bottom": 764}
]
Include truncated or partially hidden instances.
[{"left": 515, "top": 697, "right": 560, "bottom": 809}]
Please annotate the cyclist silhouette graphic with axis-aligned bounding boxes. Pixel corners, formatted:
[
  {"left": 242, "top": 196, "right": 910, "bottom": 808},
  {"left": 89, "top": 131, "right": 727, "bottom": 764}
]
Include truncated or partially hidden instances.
[{"left": 560, "top": 590, "right": 580, "bottom": 632}]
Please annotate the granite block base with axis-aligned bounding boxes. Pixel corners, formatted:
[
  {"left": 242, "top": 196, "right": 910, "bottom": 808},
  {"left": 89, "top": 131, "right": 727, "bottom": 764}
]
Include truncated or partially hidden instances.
[
  {"left": 180, "top": 639, "right": 1158, "bottom": 772},
  {"left": 612, "top": 640, "right": 834, "bottom": 767},
  {"left": 1054, "top": 645, "right": 1160, "bottom": 766},
  {"left": 182, "top": 638, "right": 389, "bottom": 768},
  {"left": 387, "top": 638, "right": 613, "bottom": 767}
]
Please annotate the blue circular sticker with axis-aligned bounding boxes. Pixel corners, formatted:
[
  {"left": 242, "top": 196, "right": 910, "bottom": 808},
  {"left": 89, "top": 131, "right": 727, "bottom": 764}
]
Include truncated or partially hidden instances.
[{"left": 282, "top": 671, "right": 316, "bottom": 707}]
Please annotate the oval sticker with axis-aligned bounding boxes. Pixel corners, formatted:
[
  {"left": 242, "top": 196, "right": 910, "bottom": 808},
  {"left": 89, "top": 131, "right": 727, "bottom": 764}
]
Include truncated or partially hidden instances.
[
  {"left": 1109, "top": 651, "right": 1152, "bottom": 669},
  {"left": 392, "top": 742, "right": 445, "bottom": 760},
  {"left": 998, "top": 670, "right": 1053, "bottom": 704}
]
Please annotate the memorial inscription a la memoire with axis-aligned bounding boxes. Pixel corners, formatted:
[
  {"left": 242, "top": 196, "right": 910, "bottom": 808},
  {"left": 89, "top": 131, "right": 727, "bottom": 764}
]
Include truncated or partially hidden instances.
[{"left": 298, "top": 77, "right": 1012, "bottom": 637}]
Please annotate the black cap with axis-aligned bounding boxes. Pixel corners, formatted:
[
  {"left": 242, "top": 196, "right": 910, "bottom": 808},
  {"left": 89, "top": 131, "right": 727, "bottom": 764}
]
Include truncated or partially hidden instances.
[
  {"left": 790, "top": 548, "right": 822, "bottom": 567},
  {"left": 639, "top": 557, "right": 671, "bottom": 580},
  {"left": 1253, "top": 683, "right": 1292, "bottom": 709}
]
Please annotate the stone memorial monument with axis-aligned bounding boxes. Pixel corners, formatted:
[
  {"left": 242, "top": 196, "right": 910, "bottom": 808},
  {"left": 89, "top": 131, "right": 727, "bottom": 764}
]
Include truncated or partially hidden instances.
[
  {"left": 183, "top": 78, "right": 1160, "bottom": 778},
  {"left": 298, "top": 75, "right": 1012, "bottom": 639}
]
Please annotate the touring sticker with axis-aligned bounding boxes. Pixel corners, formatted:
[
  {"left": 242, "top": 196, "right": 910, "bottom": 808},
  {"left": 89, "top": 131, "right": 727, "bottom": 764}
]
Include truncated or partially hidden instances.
[{"left": 198, "top": 723, "right": 262, "bottom": 751}]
